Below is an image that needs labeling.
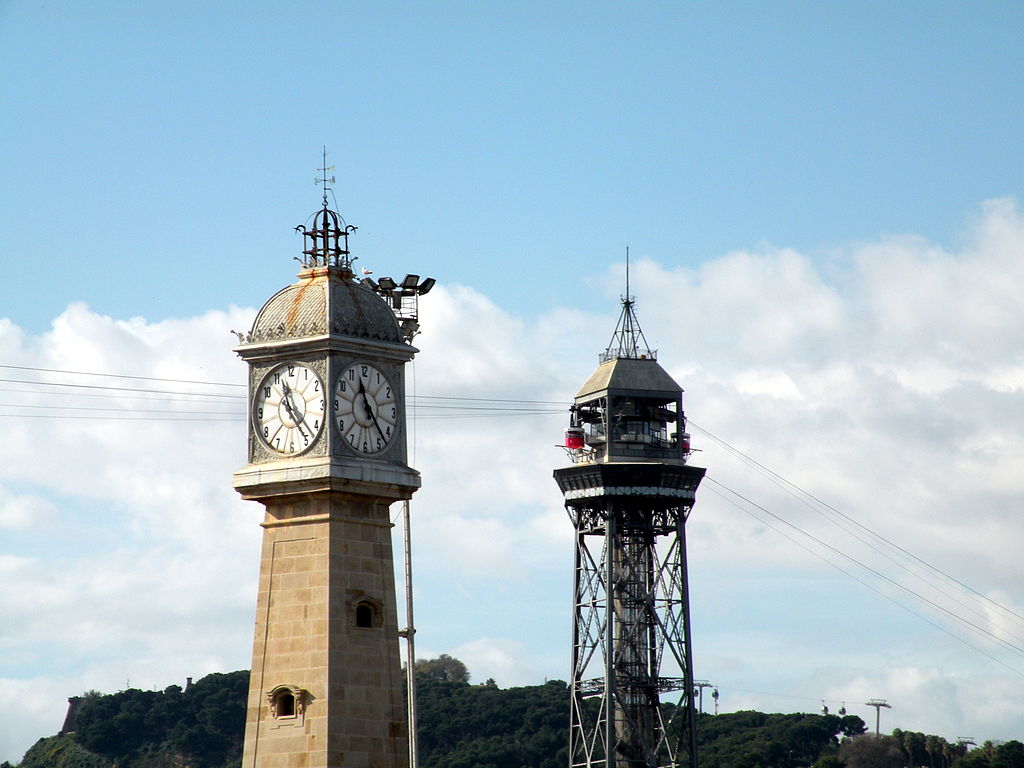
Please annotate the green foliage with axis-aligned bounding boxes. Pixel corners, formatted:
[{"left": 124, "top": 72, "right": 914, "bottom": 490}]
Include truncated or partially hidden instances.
[
  {"left": 695, "top": 710, "right": 865, "bottom": 768},
  {"left": 9, "top": 660, "right": 990, "bottom": 768},
  {"left": 18, "top": 734, "right": 108, "bottom": 768},
  {"left": 44, "top": 671, "right": 248, "bottom": 768},
  {"left": 953, "top": 740, "right": 1024, "bottom": 768},
  {"left": 415, "top": 654, "right": 471, "bottom": 684},
  {"left": 837, "top": 735, "right": 904, "bottom": 768},
  {"left": 415, "top": 675, "right": 568, "bottom": 768}
]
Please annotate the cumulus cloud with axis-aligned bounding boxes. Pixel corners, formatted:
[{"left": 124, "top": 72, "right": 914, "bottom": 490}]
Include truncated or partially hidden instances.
[
  {"left": 0, "top": 487, "right": 56, "bottom": 529},
  {"left": 4, "top": 199, "right": 1024, "bottom": 761}
]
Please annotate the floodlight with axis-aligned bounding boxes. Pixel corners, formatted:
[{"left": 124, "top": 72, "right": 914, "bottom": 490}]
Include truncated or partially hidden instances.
[
  {"left": 377, "top": 276, "right": 397, "bottom": 291},
  {"left": 417, "top": 277, "right": 436, "bottom": 295},
  {"left": 362, "top": 277, "right": 379, "bottom": 290},
  {"left": 401, "top": 274, "right": 420, "bottom": 289}
]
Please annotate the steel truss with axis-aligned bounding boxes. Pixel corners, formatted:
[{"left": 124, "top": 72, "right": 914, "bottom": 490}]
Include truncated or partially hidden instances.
[{"left": 567, "top": 500, "right": 697, "bottom": 768}]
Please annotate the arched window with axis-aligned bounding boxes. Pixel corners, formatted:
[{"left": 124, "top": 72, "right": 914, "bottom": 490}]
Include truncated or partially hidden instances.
[
  {"left": 267, "top": 686, "right": 304, "bottom": 720},
  {"left": 276, "top": 691, "right": 295, "bottom": 717},
  {"left": 356, "top": 602, "right": 374, "bottom": 628}
]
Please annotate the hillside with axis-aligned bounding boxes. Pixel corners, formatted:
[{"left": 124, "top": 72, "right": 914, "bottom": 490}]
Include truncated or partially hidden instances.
[{"left": 9, "top": 666, "right": 1020, "bottom": 768}]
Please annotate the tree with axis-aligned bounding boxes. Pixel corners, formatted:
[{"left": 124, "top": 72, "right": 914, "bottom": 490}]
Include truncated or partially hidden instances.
[
  {"left": 416, "top": 654, "right": 471, "bottom": 683},
  {"left": 837, "top": 735, "right": 904, "bottom": 768}
]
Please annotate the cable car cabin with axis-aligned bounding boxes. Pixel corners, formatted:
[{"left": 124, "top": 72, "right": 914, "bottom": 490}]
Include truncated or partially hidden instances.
[
  {"left": 566, "top": 356, "right": 692, "bottom": 466},
  {"left": 564, "top": 426, "right": 586, "bottom": 449}
]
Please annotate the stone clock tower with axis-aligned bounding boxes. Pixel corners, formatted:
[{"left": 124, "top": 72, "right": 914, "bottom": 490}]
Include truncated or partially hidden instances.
[{"left": 233, "top": 190, "right": 431, "bottom": 768}]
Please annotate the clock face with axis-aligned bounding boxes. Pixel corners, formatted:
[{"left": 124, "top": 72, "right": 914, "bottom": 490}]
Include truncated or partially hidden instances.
[
  {"left": 334, "top": 363, "right": 399, "bottom": 455},
  {"left": 253, "top": 362, "right": 326, "bottom": 456}
]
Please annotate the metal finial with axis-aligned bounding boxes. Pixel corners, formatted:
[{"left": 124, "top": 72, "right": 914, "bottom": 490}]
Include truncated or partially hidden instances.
[
  {"left": 298, "top": 147, "right": 355, "bottom": 270},
  {"left": 601, "top": 247, "right": 655, "bottom": 362},
  {"left": 315, "top": 145, "right": 336, "bottom": 208}
]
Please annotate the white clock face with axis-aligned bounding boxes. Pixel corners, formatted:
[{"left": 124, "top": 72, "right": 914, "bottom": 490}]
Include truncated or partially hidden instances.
[
  {"left": 334, "top": 363, "right": 398, "bottom": 455},
  {"left": 253, "top": 362, "right": 326, "bottom": 456}
]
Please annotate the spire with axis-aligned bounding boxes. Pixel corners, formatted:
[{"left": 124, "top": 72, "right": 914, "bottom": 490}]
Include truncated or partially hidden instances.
[
  {"left": 294, "top": 146, "right": 358, "bottom": 271},
  {"left": 601, "top": 247, "right": 656, "bottom": 362}
]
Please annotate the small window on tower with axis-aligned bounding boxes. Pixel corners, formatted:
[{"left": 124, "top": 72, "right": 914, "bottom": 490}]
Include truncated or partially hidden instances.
[
  {"left": 276, "top": 692, "right": 295, "bottom": 717},
  {"left": 356, "top": 602, "right": 374, "bottom": 628},
  {"left": 266, "top": 685, "right": 305, "bottom": 721}
]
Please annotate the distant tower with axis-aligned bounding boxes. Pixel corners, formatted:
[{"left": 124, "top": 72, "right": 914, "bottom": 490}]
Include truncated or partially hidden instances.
[
  {"left": 233, "top": 163, "right": 433, "bottom": 768},
  {"left": 554, "top": 276, "right": 705, "bottom": 768}
]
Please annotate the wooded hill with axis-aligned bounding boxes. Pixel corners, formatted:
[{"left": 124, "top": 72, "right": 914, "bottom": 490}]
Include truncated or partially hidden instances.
[{"left": 8, "top": 664, "right": 1021, "bottom": 768}]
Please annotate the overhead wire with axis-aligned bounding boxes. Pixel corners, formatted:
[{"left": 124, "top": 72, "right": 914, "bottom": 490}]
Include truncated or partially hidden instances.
[
  {"left": 704, "top": 478, "right": 1024, "bottom": 677},
  {"left": 691, "top": 421, "right": 1024, "bottom": 639},
  {"left": 3, "top": 363, "right": 1021, "bottom": 674}
]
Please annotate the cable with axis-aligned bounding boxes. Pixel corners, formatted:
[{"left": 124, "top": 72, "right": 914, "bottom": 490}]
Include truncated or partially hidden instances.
[
  {"left": 0, "top": 363, "right": 245, "bottom": 388},
  {"left": 705, "top": 478, "right": 1024, "bottom": 676},
  {"left": 691, "top": 421, "right": 1024, "bottom": 634},
  {"left": 6, "top": 362, "right": 1021, "bottom": 672},
  {"left": 0, "top": 377, "right": 245, "bottom": 399}
]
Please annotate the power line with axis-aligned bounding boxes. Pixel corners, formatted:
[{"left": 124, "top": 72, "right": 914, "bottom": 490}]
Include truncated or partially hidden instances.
[
  {"left": 0, "top": 377, "right": 245, "bottom": 399},
  {"left": 705, "top": 478, "right": 1024, "bottom": 676},
  {"left": 0, "top": 363, "right": 245, "bottom": 388},
  {"left": 5, "top": 363, "right": 1021, "bottom": 673},
  {"left": 691, "top": 421, "right": 1024, "bottom": 635}
]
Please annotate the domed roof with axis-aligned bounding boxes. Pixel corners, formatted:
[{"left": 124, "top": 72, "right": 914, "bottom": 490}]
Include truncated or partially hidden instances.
[{"left": 249, "top": 268, "right": 402, "bottom": 344}]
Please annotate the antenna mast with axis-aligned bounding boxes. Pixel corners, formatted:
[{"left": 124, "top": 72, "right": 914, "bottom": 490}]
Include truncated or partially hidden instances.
[{"left": 602, "top": 248, "right": 655, "bottom": 362}]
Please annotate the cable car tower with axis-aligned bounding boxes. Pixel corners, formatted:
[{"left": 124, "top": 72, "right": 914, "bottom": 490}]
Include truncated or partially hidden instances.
[{"left": 554, "top": 274, "right": 705, "bottom": 768}]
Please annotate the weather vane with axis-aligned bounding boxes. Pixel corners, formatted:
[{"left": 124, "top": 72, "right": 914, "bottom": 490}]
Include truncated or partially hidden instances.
[{"left": 315, "top": 145, "right": 336, "bottom": 208}]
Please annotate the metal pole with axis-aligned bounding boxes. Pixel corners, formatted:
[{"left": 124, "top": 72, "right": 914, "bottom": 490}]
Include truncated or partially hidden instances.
[{"left": 402, "top": 500, "right": 418, "bottom": 768}]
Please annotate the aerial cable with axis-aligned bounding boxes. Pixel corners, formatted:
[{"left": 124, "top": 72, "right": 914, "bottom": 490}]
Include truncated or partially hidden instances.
[
  {"left": 707, "top": 476, "right": 1024, "bottom": 657},
  {"left": 0, "top": 363, "right": 245, "bottom": 388},
  {"left": 706, "top": 478, "right": 1024, "bottom": 675},
  {"left": 691, "top": 421, "right": 1024, "bottom": 631},
  {"left": 0, "top": 376, "right": 245, "bottom": 399}
]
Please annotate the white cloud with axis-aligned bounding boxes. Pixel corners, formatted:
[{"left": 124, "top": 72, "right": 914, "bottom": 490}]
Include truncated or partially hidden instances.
[
  {"left": 5, "top": 198, "right": 1024, "bottom": 761},
  {"left": 449, "top": 637, "right": 542, "bottom": 687},
  {"left": 0, "top": 487, "right": 56, "bottom": 529}
]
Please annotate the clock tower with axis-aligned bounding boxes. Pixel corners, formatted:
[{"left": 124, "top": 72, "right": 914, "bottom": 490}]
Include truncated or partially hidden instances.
[{"left": 233, "top": 186, "right": 431, "bottom": 768}]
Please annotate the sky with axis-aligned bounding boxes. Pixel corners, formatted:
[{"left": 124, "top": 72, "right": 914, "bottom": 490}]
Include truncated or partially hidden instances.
[{"left": 2, "top": 0, "right": 1024, "bottom": 762}]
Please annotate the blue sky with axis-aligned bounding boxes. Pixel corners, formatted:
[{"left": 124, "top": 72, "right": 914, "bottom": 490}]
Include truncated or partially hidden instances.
[
  {"left": 3, "top": 1, "right": 1024, "bottom": 763},
  {"left": 5, "top": 2, "right": 1023, "bottom": 330}
]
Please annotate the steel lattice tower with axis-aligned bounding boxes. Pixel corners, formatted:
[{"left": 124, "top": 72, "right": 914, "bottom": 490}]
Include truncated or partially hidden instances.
[{"left": 554, "top": 290, "right": 705, "bottom": 768}]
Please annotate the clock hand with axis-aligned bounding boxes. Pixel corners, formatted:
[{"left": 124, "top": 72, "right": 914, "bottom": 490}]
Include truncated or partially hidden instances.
[
  {"left": 280, "top": 382, "right": 308, "bottom": 439},
  {"left": 366, "top": 399, "right": 388, "bottom": 443},
  {"left": 357, "top": 378, "right": 387, "bottom": 442}
]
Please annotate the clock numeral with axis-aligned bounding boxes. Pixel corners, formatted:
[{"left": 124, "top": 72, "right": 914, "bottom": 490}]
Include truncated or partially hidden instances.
[
  {"left": 257, "top": 407, "right": 263, "bottom": 419},
  {"left": 303, "top": 434, "right": 309, "bottom": 446},
  {"left": 314, "top": 420, "right": 319, "bottom": 430},
  {"left": 264, "top": 386, "right": 271, "bottom": 397},
  {"left": 287, "top": 365, "right": 295, "bottom": 377},
  {"left": 385, "top": 387, "right": 392, "bottom": 398},
  {"left": 314, "top": 380, "right": 319, "bottom": 391},
  {"left": 274, "top": 438, "right": 281, "bottom": 449},
  {"left": 348, "top": 368, "right": 355, "bottom": 381},
  {"left": 385, "top": 426, "right": 391, "bottom": 438},
  {"left": 273, "top": 372, "right": 281, "bottom": 384},
  {"left": 362, "top": 441, "right": 369, "bottom": 453},
  {"left": 337, "top": 418, "right": 344, "bottom": 431},
  {"left": 264, "top": 426, "right": 269, "bottom": 438},
  {"left": 348, "top": 433, "right": 355, "bottom": 445},
  {"left": 391, "top": 407, "right": 396, "bottom": 418},
  {"left": 361, "top": 365, "right": 368, "bottom": 377},
  {"left": 376, "top": 437, "right": 382, "bottom": 450},
  {"left": 320, "top": 398, "right": 325, "bottom": 410},
  {"left": 339, "top": 380, "right": 347, "bottom": 393},
  {"left": 334, "top": 398, "right": 340, "bottom": 411}
]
